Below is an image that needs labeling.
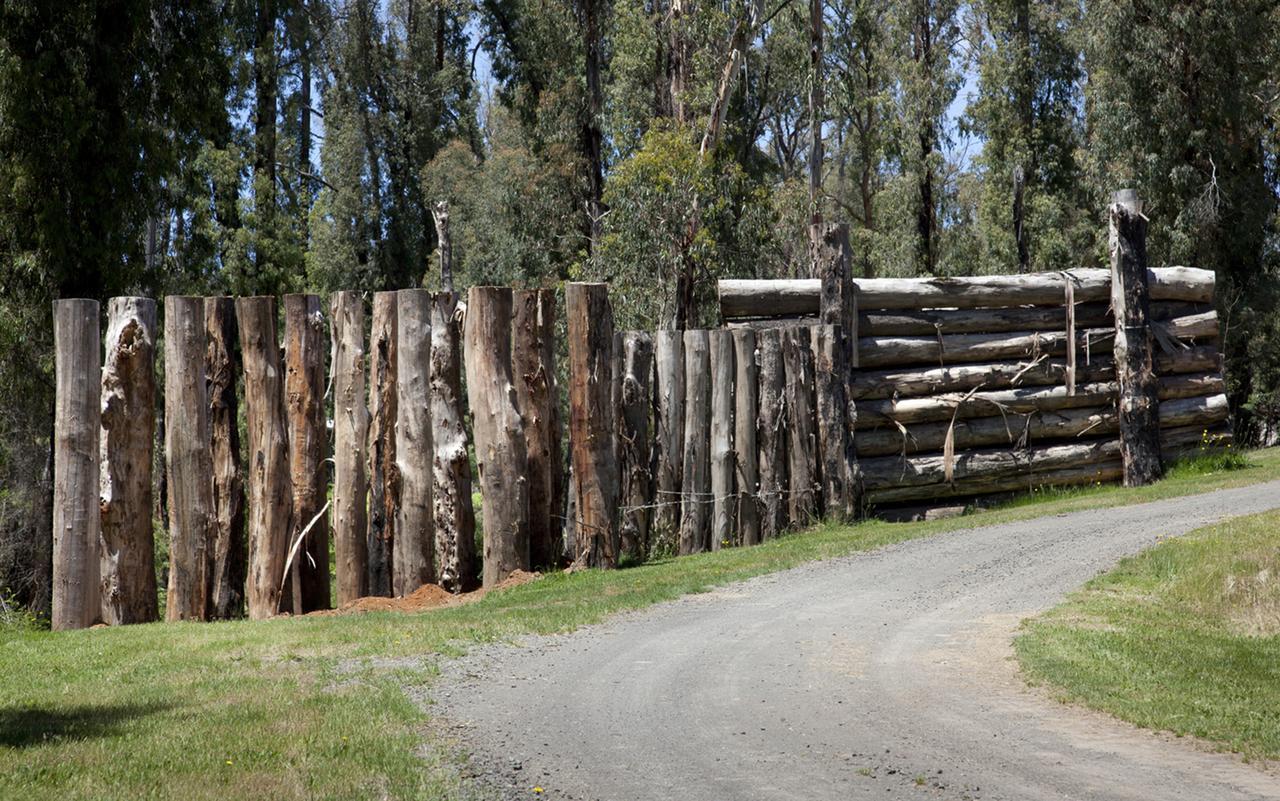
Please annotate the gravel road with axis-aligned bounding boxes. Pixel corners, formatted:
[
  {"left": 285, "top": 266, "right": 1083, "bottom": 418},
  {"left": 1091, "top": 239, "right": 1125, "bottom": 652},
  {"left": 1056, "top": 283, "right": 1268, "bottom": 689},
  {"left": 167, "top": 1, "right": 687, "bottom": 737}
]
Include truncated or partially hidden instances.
[{"left": 429, "top": 482, "right": 1280, "bottom": 801}]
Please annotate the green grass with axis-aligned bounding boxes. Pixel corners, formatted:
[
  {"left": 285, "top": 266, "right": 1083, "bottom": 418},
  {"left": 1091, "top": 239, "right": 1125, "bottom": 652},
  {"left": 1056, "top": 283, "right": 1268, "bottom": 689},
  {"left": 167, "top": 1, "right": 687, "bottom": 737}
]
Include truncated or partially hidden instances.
[
  {"left": 3, "top": 447, "right": 1278, "bottom": 801},
  {"left": 1016, "top": 503, "right": 1280, "bottom": 762}
]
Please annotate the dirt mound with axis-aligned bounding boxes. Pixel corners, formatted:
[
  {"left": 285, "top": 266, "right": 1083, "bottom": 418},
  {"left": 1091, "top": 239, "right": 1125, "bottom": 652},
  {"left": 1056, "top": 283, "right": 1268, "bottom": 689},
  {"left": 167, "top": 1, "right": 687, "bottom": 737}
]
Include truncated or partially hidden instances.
[{"left": 308, "top": 569, "right": 542, "bottom": 617}]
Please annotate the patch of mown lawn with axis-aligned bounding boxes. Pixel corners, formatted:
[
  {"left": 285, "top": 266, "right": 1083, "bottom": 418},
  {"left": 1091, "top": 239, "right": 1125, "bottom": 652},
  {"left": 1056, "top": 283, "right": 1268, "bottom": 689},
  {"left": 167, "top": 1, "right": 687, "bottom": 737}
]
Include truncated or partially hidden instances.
[
  {"left": 2, "top": 447, "right": 1278, "bottom": 800},
  {"left": 1016, "top": 505, "right": 1280, "bottom": 762}
]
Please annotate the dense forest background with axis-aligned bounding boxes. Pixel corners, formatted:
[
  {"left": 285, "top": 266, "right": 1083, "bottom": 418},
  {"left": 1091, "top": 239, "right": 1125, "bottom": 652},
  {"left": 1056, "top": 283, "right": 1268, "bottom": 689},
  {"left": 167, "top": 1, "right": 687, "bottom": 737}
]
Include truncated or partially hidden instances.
[{"left": 2, "top": 0, "right": 1279, "bottom": 614}]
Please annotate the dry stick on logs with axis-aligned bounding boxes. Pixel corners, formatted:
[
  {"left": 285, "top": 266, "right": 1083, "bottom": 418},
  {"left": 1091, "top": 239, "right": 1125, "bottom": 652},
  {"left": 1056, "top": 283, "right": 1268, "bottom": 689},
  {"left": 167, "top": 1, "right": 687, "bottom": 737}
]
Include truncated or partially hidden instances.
[
  {"left": 99, "top": 297, "right": 158, "bottom": 625},
  {"left": 430, "top": 291, "right": 477, "bottom": 592},
  {"left": 465, "top": 286, "right": 531, "bottom": 586},
  {"left": 1110, "top": 189, "right": 1163, "bottom": 486},
  {"left": 731, "top": 329, "right": 761, "bottom": 546},
  {"left": 165, "top": 296, "right": 214, "bottom": 622},
  {"left": 756, "top": 328, "right": 788, "bottom": 539},
  {"left": 330, "top": 291, "right": 368, "bottom": 604},
  {"left": 513, "top": 289, "right": 562, "bottom": 570},
  {"left": 784, "top": 328, "right": 819, "bottom": 524},
  {"left": 205, "top": 297, "right": 246, "bottom": 620},
  {"left": 52, "top": 299, "right": 101, "bottom": 631},
  {"left": 709, "top": 330, "right": 736, "bottom": 550},
  {"left": 652, "top": 330, "right": 685, "bottom": 551},
  {"left": 566, "top": 283, "right": 620, "bottom": 568},
  {"left": 616, "top": 331, "right": 654, "bottom": 559},
  {"left": 283, "top": 294, "right": 330, "bottom": 612},
  {"left": 394, "top": 289, "right": 434, "bottom": 596},
  {"left": 236, "top": 296, "right": 293, "bottom": 620},
  {"left": 366, "top": 291, "right": 398, "bottom": 597},
  {"left": 679, "top": 329, "right": 712, "bottom": 555}
]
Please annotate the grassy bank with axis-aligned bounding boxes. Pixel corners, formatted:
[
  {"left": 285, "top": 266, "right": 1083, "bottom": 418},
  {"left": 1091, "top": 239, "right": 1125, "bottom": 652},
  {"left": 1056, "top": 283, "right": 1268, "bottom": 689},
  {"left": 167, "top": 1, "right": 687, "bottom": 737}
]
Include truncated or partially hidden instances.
[
  {"left": 1016, "top": 504, "right": 1280, "bottom": 762},
  {"left": 3, "top": 448, "right": 1278, "bottom": 800}
]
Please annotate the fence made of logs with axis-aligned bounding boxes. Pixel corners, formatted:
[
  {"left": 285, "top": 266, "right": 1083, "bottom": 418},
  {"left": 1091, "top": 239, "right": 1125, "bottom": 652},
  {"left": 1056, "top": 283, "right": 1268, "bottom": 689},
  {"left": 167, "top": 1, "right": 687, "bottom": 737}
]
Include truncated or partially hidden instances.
[{"left": 48, "top": 192, "right": 1231, "bottom": 630}]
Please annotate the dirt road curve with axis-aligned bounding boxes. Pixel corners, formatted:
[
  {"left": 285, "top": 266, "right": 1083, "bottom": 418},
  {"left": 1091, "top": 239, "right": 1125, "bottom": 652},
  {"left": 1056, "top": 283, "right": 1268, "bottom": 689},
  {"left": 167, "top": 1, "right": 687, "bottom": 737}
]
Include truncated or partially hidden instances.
[{"left": 431, "top": 483, "right": 1280, "bottom": 801}]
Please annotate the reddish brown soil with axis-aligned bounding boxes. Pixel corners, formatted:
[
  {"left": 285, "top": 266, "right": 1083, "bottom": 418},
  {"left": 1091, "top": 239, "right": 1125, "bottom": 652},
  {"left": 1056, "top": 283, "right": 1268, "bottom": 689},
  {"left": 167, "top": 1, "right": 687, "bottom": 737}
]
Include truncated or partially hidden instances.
[{"left": 306, "top": 570, "right": 542, "bottom": 617}]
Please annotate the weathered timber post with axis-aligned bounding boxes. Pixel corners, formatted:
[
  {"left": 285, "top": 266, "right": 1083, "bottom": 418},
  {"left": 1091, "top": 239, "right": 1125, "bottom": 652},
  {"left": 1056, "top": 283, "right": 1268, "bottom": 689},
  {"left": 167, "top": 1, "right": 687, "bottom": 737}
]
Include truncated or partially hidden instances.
[
  {"left": 731, "top": 329, "right": 761, "bottom": 546},
  {"left": 165, "top": 297, "right": 214, "bottom": 621},
  {"left": 1109, "top": 189, "right": 1163, "bottom": 486},
  {"left": 366, "top": 291, "right": 398, "bottom": 596},
  {"left": 784, "top": 328, "right": 819, "bottom": 524},
  {"left": 99, "top": 297, "right": 157, "bottom": 624},
  {"left": 394, "top": 289, "right": 434, "bottom": 596},
  {"left": 756, "top": 328, "right": 788, "bottom": 539},
  {"left": 566, "top": 283, "right": 620, "bottom": 568},
  {"left": 236, "top": 296, "right": 292, "bottom": 620},
  {"left": 465, "top": 286, "right": 530, "bottom": 586},
  {"left": 52, "top": 299, "right": 101, "bottom": 630},
  {"left": 430, "top": 291, "right": 477, "bottom": 592},
  {"left": 284, "top": 294, "right": 330, "bottom": 612},
  {"left": 813, "top": 222, "right": 860, "bottom": 518},
  {"left": 709, "top": 330, "right": 736, "bottom": 549},
  {"left": 652, "top": 330, "right": 685, "bottom": 551},
  {"left": 205, "top": 297, "right": 245, "bottom": 619},
  {"left": 512, "top": 289, "right": 562, "bottom": 569},
  {"left": 615, "top": 331, "right": 653, "bottom": 559},
  {"left": 679, "top": 329, "right": 712, "bottom": 554},
  {"left": 330, "top": 291, "right": 368, "bottom": 604}
]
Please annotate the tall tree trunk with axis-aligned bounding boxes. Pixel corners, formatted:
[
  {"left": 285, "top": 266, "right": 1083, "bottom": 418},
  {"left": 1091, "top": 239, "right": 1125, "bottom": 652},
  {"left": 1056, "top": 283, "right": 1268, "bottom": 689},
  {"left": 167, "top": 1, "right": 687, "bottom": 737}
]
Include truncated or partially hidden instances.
[
  {"left": 366, "top": 291, "right": 398, "bottom": 596},
  {"left": 394, "top": 289, "right": 435, "bottom": 596},
  {"left": 430, "top": 292, "right": 477, "bottom": 591},
  {"left": 669, "top": 0, "right": 689, "bottom": 123},
  {"left": 254, "top": 0, "right": 279, "bottom": 244},
  {"left": 913, "top": 4, "right": 935, "bottom": 275},
  {"left": 330, "top": 291, "right": 369, "bottom": 604},
  {"left": 808, "top": 0, "right": 824, "bottom": 230},
  {"left": 583, "top": 0, "right": 606, "bottom": 250},
  {"left": 205, "top": 298, "right": 246, "bottom": 620},
  {"left": 432, "top": 201, "right": 453, "bottom": 293}
]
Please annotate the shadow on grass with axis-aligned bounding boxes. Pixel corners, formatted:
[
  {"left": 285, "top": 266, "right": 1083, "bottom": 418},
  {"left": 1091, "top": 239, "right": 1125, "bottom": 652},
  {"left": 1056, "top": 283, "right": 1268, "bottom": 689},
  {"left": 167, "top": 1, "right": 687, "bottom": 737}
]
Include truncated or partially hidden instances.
[{"left": 0, "top": 702, "right": 172, "bottom": 748}]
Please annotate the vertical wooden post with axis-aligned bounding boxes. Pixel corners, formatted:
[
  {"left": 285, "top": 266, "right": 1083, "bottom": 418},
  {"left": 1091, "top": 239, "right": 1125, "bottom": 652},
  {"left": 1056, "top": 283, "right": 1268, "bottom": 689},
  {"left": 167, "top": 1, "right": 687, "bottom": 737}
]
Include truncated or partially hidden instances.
[
  {"left": 1109, "top": 189, "right": 1163, "bottom": 486},
  {"left": 784, "top": 328, "right": 819, "bottom": 524},
  {"left": 205, "top": 297, "right": 246, "bottom": 620},
  {"left": 652, "top": 331, "right": 685, "bottom": 549},
  {"left": 284, "top": 294, "right": 329, "bottom": 612},
  {"left": 616, "top": 331, "right": 654, "bottom": 560},
  {"left": 679, "top": 329, "right": 711, "bottom": 555},
  {"left": 52, "top": 299, "right": 101, "bottom": 631},
  {"left": 709, "top": 330, "right": 736, "bottom": 549},
  {"left": 99, "top": 297, "right": 157, "bottom": 624},
  {"left": 366, "top": 291, "right": 397, "bottom": 596},
  {"left": 430, "top": 291, "right": 477, "bottom": 592},
  {"left": 756, "top": 328, "right": 788, "bottom": 539},
  {"left": 236, "top": 296, "right": 292, "bottom": 620},
  {"left": 465, "top": 286, "right": 530, "bottom": 586},
  {"left": 513, "top": 289, "right": 562, "bottom": 569},
  {"left": 330, "top": 291, "right": 368, "bottom": 604},
  {"left": 731, "top": 329, "right": 761, "bottom": 546},
  {"left": 566, "top": 283, "right": 619, "bottom": 568},
  {"left": 394, "top": 289, "right": 434, "bottom": 596},
  {"left": 813, "top": 221, "right": 860, "bottom": 518},
  {"left": 165, "top": 296, "right": 214, "bottom": 622}
]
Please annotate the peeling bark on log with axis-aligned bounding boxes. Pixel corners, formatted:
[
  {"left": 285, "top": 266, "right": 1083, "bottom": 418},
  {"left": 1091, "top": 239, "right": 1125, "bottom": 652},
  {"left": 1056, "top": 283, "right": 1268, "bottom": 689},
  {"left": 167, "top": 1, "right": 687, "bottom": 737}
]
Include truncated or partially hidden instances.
[
  {"left": 679, "top": 329, "right": 711, "bottom": 555},
  {"left": 732, "top": 329, "right": 761, "bottom": 546},
  {"left": 284, "top": 294, "right": 329, "bottom": 612},
  {"left": 53, "top": 299, "right": 101, "bottom": 631},
  {"left": 430, "top": 292, "right": 477, "bottom": 592},
  {"left": 866, "top": 461, "right": 1124, "bottom": 504},
  {"left": 165, "top": 297, "right": 214, "bottom": 622},
  {"left": 330, "top": 291, "right": 368, "bottom": 604},
  {"left": 566, "top": 284, "right": 619, "bottom": 568},
  {"left": 513, "top": 289, "right": 562, "bottom": 569},
  {"left": 366, "top": 291, "right": 398, "bottom": 597},
  {"left": 616, "top": 331, "right": 653, "bottom": 559},
  {"left": 236, "top": 296, "right": 292, "bottom": 620},
  {"left": 709, "top": 330, "right": 735, "bottom": 549},
  {"left": 394, "top": 289, "right": 434, "bottom": 596},
  {"left": 863, "top": 437, "right": 1123, "bottom": 490},
  {"left": 813, "top": 324, "right": 856, "bottom": 520},
  {"left": 755, "top": 329, "right": 788, "bottom": 539},
  {"left": 205, "top": 297, "right": 245, "bottom": 620},
  {"left": 652, "top": 331, "right": 685, "bottom": 548},
  {"left": 857, "top": 326, "right": 1114, "bottom": 369},
  {"left": 784, "top": 328, "right": 819, "bottom": 524},
  {"left": 465, "top": 287, "right": 530, "bottom": 586},
  {"left": 99, "top": 297, "right": 157, "bottom": 625}
]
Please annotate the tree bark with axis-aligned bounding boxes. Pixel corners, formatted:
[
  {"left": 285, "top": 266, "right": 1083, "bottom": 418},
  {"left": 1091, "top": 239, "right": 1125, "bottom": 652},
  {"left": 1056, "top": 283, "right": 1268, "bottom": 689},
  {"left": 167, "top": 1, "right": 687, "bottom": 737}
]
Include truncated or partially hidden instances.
[
  {"left": 205, "top": 297, "right": 245, "bottom": 620},
  {"left": 432, "top": 201, "right": 454, "bottom": 293},
  {"left": 236, "top": 296, "right": 292, "bottom": 620},
  {"left": 566, "top": 284, "right": 619, "bottom": 567},
  {"left": 868, "top": 461, "right": 1123, "bottom": 505},
  {"left": 616, "top": 331, "right": 654, "bottom": 559},
  {"left": 394, "top": 289, "right": 434, "bottom": 596},
  {"left": 755, "top": 328, "right": 788, "bottom": 539},
  {"left": 652, "top": 330, "right": 685, "bottom": 549},
  {"left": 813, "top": 324, "right": 857, "bottom": 520},
  {"left": 513, "top": 289, "right": 562, "bottom": 569},
  {"left": 679, "top": 329, "right": 711, "bottom": 554},
  {"left": 856, "top": 327, "right": 1114, "bottom": 369},
  {"left": 99, "top": 298, "right": 157, "bottom": 625},
  {"left": 465, "top": 287, "right": 530, "bottom": 586},
  {"left": 283, "top": 294, "right": 329, "bottom": 612},
  {"left": 431, "top": 292, "right": 477, "bottom": 592},
  {"left": 784, "top": 328, "right": 819, "bottom": 524},
  {"left": 709, "top": 330, "right": 736, "bottom": 549},
  {"left": 732, "top": 329, "right": 761, "bottom": 546},
  {"left": 366, "top": 291, "right": 398, "bottom": 596},
  {"left": 53, "top": 299, "right": 101, "bottom": 631},
  {"left": 330, "top": 291, "right": 368, "bottom": 604}
]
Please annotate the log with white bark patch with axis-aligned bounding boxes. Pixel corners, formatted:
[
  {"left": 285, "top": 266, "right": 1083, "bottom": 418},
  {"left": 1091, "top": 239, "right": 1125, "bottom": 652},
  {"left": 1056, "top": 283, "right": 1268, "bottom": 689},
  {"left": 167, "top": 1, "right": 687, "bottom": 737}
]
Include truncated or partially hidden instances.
[
  {"left": 513, "top": 289, "right": 562, "bottom": 569},
  {"left": 283, "top": 294, "right": 329, "bottom": 612},
  {"left": 616, "top": 331, "right": 653, "bottom": 559},
  {"left": 732, "top": 329, "right": 761, "bottom": 546},
  {"left": 430, "top": 292, "right": 477, "bottom": 592},
  {"left": 205, "top": 297, "right": 245, "bottom": 620},
  {"left": 366, "top": 291, "right": 397, "bottom": 597},
  {"left": 330, "top": 291, "right": 368, "bottom": 604},
  {"left": 394, "top": 289, "right": 434, "bottom": 596},
  {"left": 755, "top": 329, "right": 788, "bottom": 539},
  {"left": 652, "top": 330, "right": 685, "bottom": 548},
  {"left": 709, "top": 330, "right": 735, "bottom": 549},
  {"left": 679, "top": 329, "right": 711, "bottom": 555}
]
